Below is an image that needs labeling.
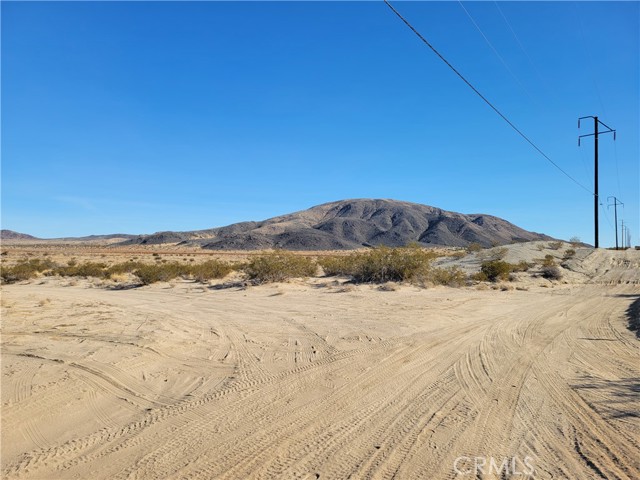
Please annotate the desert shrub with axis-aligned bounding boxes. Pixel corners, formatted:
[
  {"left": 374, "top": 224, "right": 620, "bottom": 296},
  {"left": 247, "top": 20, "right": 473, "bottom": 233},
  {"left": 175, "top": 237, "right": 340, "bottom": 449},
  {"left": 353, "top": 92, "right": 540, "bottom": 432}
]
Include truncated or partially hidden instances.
[
  {"left": 541, "top": 255, "right": 556, "bottom": 267},
  {"left": 335, "top": 246, "right": 437, "bottom": 283},
  {"left": 563, "top": 249, "right": 576, "bottom": 259},
  {"left": 244, "top": 251, "right": 317, "bottom": 284},
  {"left": 133, "top": 262, "right": 190, "bottom": 285},
  {"left": 541, "top": 265, "right": 562, "bottom": 280},
  {"left": 569, "top": 236, "right": 581, "bottom": 247},
  {"left": 56, "top": 262, "right": 108, "bottom": 278},
  {"left": 107, "top": 261, "right": 146, "bottom": 275},
  {"left": 318, "top": 255, "right": 358, "bottom": 277},
  {"left": 427, "top": 267, "right": 467, "bottom": 287},
  {"left": 1, "top": 259, "right": 56, "bottom": 283},
  {"left": 547, "top": 241, "right": 563, "bottom": 250},
  {"left": 492, "top": 247, "right": 508, "bottom": 260},
  {"left": 511, "top": 260, "right": 531, "bottom": 272},
  {"left": 471, "top": 271, "right": 488, "bottom": 282},
  {"left": 449, "top": 251, "right": 466, "bottom": 259},
  {"left": 190, "top": 260, "right": 233, "bottom": 282},
  {"left": 466, "top": 243, "right": 483, "bottom": 253},
  {"left": 480, "top": 260, "right": 512, "bottom": 282}
]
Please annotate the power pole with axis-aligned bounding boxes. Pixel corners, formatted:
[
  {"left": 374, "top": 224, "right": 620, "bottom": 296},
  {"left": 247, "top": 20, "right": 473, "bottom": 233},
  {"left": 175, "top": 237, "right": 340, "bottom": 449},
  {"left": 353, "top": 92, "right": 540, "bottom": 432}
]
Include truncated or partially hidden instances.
[
  {"left": 607, "top": 196, "right": 624, "bottom": 250},
  {"left": 579, "top": 116, "right": 616, "bottom": 248},
  {"left": 621, "top": 220, "right": 626, "bottom": 249}
]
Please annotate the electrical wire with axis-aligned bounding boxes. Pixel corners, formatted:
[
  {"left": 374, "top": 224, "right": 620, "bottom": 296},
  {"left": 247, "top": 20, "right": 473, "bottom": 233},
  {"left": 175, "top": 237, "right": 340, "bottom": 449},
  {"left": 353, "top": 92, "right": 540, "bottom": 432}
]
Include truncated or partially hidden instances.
[
  {"left": 493, "top": 1, "right": 547, "bottom": 90},
  {"left": 457, "top": 1, "right": 533, "bottom": 101},
  {"left": 384, "top": 0, "right": 594, "bottom": 196}
]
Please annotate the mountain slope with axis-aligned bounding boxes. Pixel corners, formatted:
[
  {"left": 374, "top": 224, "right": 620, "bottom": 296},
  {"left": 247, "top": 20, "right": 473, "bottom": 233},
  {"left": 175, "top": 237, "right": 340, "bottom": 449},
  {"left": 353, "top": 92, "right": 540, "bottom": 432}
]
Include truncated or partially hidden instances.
[
  {"left": 121, "top": 199, "right": 553, "bottom": 250},
  {"left": 0, "top": 230, "right": 38, "bottom": 240}
]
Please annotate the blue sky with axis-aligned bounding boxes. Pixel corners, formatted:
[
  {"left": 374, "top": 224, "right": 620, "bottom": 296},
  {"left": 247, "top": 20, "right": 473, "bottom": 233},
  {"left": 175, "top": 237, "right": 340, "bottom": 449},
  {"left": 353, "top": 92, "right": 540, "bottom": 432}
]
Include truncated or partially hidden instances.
[{"left": 2, "top": 1, "right": 638, "bottom": 246}]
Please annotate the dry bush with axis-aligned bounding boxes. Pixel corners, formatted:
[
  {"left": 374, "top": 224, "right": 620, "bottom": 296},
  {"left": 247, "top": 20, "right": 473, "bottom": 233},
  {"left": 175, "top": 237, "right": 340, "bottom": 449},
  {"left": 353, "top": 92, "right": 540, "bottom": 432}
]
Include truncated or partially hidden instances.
[
  {"left": 541, "top": 255, "right": 556, "bottom": 267},
  {"left": 491, "top": 247, "right": 509, "bottom": 260},
  {"left": 547, "top": 241, "right": 563, "bottom": 250},
  {"left": 511, "top": 260, "right": 532, "bottom": 272},
  {"left": 466, "top": 243, "right": 483, "bottom": 253},
  {"left": 541, "top": 265, "right": 562, "bottom": 280},
  {"left": 427, "top": 267, "right": 468, "bottom": 287},
  {"left": 244, "top": 251, "right": 317, "bottom": 284},
  {"left": 563, "top": 248, "right": 576, "bottom": 259}
]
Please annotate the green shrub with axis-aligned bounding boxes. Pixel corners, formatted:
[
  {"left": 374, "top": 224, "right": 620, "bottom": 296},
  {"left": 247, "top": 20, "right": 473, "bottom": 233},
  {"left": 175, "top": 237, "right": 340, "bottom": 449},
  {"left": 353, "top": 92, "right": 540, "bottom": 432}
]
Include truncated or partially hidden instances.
[
  {"left": 133, "top": 262, "right": 190, "bottom": 285},
  {"left": 1, "top": 259, "right": 57, "bottom": 283},
  {"left": 190, "top": 260, "right": 233, "bottom": 282},
  {"left": 480, "top": 260, "right": 512, "bottom": 282},
  {"left": 107, "top": 261, "right": 146, "bottom": 275},
  {"left": 322, "top": 246, "right": 438, "bottom": 284},
  {"left": 318, "top": 255, "right": 358, "bottom": 277},
  {"left": 244, "top": 251, "right": 317, "bottom": 284}
]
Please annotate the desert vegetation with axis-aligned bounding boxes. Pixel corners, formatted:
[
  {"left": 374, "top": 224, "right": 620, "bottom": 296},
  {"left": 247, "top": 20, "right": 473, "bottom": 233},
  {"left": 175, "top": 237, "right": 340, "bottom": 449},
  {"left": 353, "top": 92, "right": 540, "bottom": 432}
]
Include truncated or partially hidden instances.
[
  {"left": 1, "top": 258, "right": 234, "bottom": 286},
  {"left": 2, "top": 243, "right": 575, "bottom": 288},
  {"left": 243, "top": 251, "right": 317, "bottom": 284}
]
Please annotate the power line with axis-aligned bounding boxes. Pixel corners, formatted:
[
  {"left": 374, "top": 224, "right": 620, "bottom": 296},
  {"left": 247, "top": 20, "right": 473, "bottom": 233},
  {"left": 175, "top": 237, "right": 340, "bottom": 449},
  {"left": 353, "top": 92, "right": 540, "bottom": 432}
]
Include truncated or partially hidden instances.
[
  {"left": 383, "top": 0, "right": 594, "bottom": 195},
  {"left": 457, "top": 1, "right": 533, "bottom": 101},
  {"left": 493, "top": 2, "right": 547, "bottom": 91},
  {"left": 573, "top": 1, "right": 623, "bottom": 199}
]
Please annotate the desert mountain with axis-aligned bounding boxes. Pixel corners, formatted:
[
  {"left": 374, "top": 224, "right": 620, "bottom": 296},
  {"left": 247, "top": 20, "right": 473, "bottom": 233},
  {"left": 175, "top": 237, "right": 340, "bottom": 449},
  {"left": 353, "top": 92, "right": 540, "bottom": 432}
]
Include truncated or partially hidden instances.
[
  {"left": 121, "top": 199, "right": 553, "bottom": 250},
  {"left": 0, "top": 230, "right": 38, "bottom": 240}
]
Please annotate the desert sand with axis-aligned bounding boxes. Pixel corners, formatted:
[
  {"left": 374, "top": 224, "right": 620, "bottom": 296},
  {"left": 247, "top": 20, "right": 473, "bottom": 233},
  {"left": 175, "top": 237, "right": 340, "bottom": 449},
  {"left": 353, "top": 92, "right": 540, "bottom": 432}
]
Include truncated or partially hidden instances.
[{"left": 1, "top": 247, "right": 639, "bottom": 479}]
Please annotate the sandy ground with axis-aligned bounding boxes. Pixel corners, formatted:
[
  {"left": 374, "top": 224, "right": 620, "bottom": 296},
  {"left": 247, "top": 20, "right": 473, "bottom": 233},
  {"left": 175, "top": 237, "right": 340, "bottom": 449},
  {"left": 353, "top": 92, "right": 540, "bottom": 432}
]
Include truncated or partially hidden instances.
[{"left": 1, "top": 248, "right": 639, "bottom": 479}]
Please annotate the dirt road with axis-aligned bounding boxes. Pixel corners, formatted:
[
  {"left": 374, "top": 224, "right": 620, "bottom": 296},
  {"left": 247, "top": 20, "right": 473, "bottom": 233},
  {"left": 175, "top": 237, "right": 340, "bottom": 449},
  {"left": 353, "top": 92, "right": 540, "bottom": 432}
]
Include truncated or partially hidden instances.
[{"left": 1, "top": 255, "right": 638, "bottom": 479}]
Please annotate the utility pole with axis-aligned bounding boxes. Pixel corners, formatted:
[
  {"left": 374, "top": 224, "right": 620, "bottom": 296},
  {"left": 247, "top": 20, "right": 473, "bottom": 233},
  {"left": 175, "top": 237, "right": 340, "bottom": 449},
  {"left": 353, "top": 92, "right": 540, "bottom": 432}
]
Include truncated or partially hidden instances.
[
  {"left": 579, "top": 116, "right": 616, "bottom": 248},
  {"left": 621, "top": 220, "right": 626, "bottom": 249},
  {"left": 607, "top": 196, "right": 624, "bottom": 250}
]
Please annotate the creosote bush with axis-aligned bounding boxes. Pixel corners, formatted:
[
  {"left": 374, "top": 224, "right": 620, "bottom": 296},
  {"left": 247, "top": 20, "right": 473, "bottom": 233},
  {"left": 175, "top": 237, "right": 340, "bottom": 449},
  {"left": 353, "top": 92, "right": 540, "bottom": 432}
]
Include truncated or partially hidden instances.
[
  {"left": 190, "top": 260, "right": 234, "bottom": 282},
  {"left": 1, "top": 257, "right": 235, "bottom": 285},
  {"left": 319, "top": 245, "right": 439, "bottom": 284},
  {"left": 1, "top": 258, "right": 56, "bottom": 283},
  {"left": 244, "top": 251, "right": 317, "bottom": 284},
  {"left": 427, "top": 266, "right": 468, "bottom": 287},
  {"left": 479, "top": 260, "right": 513, "bottom": 282}
]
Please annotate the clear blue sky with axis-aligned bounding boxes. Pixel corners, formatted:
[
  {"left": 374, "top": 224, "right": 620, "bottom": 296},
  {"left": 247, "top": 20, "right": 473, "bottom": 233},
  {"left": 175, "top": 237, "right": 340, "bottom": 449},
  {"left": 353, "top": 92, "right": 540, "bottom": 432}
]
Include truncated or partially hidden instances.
[{"left": 2, "top": 1, "right": 638, "bottom": 246}]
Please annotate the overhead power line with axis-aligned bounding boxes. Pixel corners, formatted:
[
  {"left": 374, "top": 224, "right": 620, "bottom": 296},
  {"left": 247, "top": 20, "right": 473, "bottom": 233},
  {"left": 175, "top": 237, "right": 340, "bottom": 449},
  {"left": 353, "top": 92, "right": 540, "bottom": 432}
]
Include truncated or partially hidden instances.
[
  {"left": 383, "top": 0, "right": 594, "bottom": 195},
  {"left": 457, "top": 1, "right": 533, "bottom": 101}
]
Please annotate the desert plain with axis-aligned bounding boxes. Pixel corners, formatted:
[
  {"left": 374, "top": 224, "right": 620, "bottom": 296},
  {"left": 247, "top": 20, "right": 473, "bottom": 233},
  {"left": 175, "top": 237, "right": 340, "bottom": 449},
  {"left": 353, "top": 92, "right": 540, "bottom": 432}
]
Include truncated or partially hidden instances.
[{"left": 1, "top": 242, "right": 639, "bottom": 479}]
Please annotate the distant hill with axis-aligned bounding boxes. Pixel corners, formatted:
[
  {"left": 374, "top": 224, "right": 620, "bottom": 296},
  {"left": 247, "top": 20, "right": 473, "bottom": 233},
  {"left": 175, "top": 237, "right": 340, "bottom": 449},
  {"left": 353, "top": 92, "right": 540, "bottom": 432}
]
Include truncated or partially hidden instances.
[
  {"left": 120, "top": 199, "right": 553, "bottom": 250},
  {"left": 0, "top": 230, "right": 38, "bottom": 240}
]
